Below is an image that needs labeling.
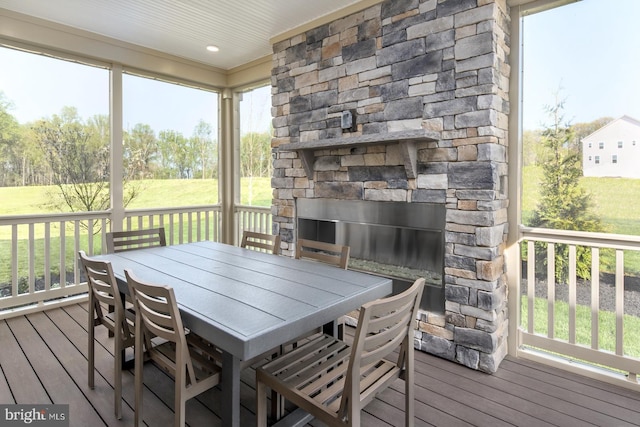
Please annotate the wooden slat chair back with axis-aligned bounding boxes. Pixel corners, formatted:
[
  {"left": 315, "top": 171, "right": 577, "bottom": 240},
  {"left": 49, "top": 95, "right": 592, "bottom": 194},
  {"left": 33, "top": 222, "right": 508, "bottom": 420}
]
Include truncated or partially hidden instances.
[
  {"left": 125, "top": 270, "right": 222, "bottom": 427},
  {"left": 78, "top": 250, "right": 135, "bottom": 420},
  {"left": 106, "top": 227, "right": 166, "bottom": 253},
  {"left": 256, "top": 277, "right": 425, "bottom": 427},
  {"left": 241, "top": 230, "right": 281, "bottom": 254},
  {"left": 295, "top": 238, "right": 350, "bottom": 269}
]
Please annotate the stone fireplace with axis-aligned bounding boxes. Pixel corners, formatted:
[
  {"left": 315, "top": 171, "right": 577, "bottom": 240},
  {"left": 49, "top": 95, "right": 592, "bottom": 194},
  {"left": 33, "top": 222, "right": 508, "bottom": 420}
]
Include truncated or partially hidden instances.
[{"left": 270, "top": 0, "right": 510, "bottom": 373}]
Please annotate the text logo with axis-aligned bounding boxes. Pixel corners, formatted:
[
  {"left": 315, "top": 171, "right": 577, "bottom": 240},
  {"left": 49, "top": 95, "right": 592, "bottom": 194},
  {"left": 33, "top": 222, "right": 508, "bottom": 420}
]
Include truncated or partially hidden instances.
[{"left": 0, "top": 405, "right": 68, "bottom": 427}]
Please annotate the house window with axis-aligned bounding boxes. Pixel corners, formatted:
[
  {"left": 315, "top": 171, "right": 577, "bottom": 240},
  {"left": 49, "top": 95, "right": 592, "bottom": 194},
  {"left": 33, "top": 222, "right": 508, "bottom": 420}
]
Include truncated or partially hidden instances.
[
  {"left": 588, "top": 156, "right": 592, "bottom": 161},
  {"left": 618, "top": 141, "right": 623, "bottom": 148},
  {"left": 595, "top": 156, "right": 600, "bottom": 164},
  {"left": 599, "top": 142, "right": 604, "bottom": 149},
  {"left": 612, "top": 155, "right": 618, "bottom": 164},
  {"left": 588, "top": 142, "right": 592, "bottom": 148}
]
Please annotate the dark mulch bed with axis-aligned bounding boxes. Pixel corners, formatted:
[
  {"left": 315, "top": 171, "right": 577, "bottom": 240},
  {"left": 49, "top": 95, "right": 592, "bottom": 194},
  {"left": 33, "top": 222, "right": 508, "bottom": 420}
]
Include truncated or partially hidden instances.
[{"left": 522, "top": 272, "right": 640, "bottom": 317}]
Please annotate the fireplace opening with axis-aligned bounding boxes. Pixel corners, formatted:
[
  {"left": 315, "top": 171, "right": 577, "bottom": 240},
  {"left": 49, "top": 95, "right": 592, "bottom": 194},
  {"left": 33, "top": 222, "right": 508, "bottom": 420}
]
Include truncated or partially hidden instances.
[{"left": 296, "top": 198, "right": 445, "bottom": 313}]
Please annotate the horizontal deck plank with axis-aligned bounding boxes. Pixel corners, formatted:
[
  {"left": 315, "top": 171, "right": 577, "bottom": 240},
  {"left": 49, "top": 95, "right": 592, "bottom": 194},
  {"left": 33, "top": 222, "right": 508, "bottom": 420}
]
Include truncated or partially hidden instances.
[{"left": 1, "top": 303, "right": 639, "bottom": 427}]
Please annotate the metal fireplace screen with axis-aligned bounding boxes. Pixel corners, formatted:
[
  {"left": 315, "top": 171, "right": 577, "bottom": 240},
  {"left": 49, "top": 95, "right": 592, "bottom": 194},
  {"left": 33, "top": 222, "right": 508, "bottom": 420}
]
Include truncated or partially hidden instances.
[{"left": 296, "top": 198, "right": 445, "bottom": 313}]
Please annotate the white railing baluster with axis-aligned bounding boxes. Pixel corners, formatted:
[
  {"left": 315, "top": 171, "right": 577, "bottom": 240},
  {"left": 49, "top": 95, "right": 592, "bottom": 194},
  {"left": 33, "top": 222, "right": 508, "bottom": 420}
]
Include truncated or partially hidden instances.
[
  {"left": 568, "top": 245, "right": 577, "bottom": 344},
  {"left": 616, "top": 249, "right": 624, "bottom": 356},
  {"left": 74, "top": 220, "right": 81, "bottom": 285},
  {"left": 29, "top": 223, "right": 35, "bottom": 295},
  {"left": 11, "top": 224, "right": 18, "bottom": 297},
  {"left": 44, "top": 222, "right": 51, "bottom": 291},
  {"left": 60, "top": 220, "right": 66, "bottom": 288},
  {"left": 179, "top": 213, "right": 184, "bottom": 243},
  {"left": 168, "top": 213, "right": 175, "bottom": 245},
  {"left": 196, "top": 211, "right": 202, "bottom": 241},
  {"left": 547, "top": 243, "right": 555, "bottom": 339},
  {"left": 591, "top": 247, "right": 600, "bottom": 349},
  {"left": 527, "top": 240, "right": 535, "bottom": 334},
  {"left": 87, "top": 219, "right": 94, "bottom": 256}
]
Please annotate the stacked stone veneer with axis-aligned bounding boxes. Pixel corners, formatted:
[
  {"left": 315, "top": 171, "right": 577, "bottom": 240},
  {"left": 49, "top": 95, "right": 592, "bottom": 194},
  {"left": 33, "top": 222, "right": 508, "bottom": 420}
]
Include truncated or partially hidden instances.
[{"left": 270, "top": 0, "right": 510, "bottom": 373}]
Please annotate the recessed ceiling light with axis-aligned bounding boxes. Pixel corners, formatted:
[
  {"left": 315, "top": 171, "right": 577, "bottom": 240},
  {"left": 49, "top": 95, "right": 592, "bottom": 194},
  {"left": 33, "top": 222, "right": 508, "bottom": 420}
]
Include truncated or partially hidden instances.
[{"left": 206, "top": 45, "right": 219, "bottom": 52}]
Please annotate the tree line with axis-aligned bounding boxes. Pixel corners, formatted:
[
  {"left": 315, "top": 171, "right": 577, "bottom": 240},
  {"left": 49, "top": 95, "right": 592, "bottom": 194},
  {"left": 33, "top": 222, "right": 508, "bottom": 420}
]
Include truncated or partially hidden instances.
[
  {"left": 0, "top": 91, "right": 272, "bottom": 210},
  {"left": 0, "top": 93, "right": 220, "bottom": 187},
  {"left": 0, "top": 92, "right": 271, "bottom": 186}
]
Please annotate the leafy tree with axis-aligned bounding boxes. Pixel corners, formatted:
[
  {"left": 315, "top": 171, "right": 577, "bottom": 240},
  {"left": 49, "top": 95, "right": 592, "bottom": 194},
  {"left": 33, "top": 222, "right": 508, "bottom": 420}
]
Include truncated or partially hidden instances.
[
  {"left": 33, "top": 107, "right": 136, "bottom": 212},
  {"left": 125, "top": 123, "right": 158, "bottom": 179},
  {"left": 529, "top": 98, "right": 604, "bottom": 281},
  {"left": 522, "top": 129, "right": 543, "bottom": 166},
  {"left": 0, "top": 92, "right": 22, "bottom": 186},
  {"left": 240, "top": 131, "right": 271, "bottom": 177},
  {"left": 158, "top": 130, "right": 194, "bottom": 179},
  {"left": 191, "top": 120, "right": 217, "bottom": 179},
  {"left": 240, "top": 131, "right": 271, "bottom": 204}
]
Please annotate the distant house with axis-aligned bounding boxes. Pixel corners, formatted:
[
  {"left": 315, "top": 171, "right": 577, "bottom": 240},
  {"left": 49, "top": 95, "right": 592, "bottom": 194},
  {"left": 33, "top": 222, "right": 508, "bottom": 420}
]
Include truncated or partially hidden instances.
[{"left": 582, "top": 115, "right": 640, "bottom": 178}]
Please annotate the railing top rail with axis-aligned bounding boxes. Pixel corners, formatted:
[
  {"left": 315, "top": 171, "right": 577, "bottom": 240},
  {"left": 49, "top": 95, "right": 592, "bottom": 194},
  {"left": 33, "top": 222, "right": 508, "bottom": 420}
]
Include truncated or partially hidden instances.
[
  {"left": 233, "top": 204, "right": 271, "bottom": 213},
  {"left": 0, "top": 210, "right": 110, "bottom": 225},
  {"left": 124, "top": 204, "right": 221, "bottom": 216},
  {"left": 520, "top": 226, "right": 640, "bottom": 250}
]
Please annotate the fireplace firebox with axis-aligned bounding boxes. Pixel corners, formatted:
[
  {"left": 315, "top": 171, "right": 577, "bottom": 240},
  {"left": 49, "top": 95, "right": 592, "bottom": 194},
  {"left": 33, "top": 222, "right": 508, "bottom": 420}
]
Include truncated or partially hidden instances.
[{"left": 296, "top": 198, "right": 445, "bottom": 313}]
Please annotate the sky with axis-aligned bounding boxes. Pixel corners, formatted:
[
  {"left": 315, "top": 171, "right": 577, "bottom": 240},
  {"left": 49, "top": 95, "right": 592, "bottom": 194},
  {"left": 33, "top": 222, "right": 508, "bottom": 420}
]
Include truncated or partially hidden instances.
[
  {"left": 0, "top": 0, "right": 638, "bottom": 134},
  {"left": 522, "top": 0, "right": 640, "bottom": 130},
  {"left": 0, "top": 46, "right": 271, "bottom": 137}
]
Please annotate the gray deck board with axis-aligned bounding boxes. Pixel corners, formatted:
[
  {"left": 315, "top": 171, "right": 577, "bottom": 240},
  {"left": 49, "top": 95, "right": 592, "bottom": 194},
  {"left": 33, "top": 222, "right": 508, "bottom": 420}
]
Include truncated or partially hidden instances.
[{"left": 1, "top": 303, "right": 640, "bottom": 427}]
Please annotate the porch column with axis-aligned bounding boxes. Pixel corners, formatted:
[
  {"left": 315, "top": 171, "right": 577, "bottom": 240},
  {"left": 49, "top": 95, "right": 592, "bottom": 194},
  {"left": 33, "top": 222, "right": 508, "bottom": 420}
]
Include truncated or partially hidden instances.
[
  {"left": 219, "top": 88, "right": 237, "bottom": 244},
  {"left": 110, "top": 64, "right": 124, "bottom": 231}
]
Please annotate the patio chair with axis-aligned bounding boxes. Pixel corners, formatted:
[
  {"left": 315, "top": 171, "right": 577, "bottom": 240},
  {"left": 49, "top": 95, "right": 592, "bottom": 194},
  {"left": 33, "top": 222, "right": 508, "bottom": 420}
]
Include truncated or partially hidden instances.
[
  {"left": 240, "top": 230, "right": 281, "bottom": 254},
  {"left": 106, "top": 227, "right": 166, "bottom": 253},
  {"left": 79, "top": 250, "right": 135, "bottom": 420},
  {"left": 125, "top": 269, "right": 222, "bottom": 427},
  {"left": 295, "top": 238, "right": 350, "bottom": 269},
  {"left": 256, "top": 277, "right": 425, "bottom": 427}
]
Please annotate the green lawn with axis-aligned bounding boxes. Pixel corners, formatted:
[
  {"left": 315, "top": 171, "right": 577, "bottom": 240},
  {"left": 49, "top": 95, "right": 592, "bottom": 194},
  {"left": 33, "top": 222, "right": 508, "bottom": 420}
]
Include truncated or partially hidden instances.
[
  {"left": 521, "top": 295, "right": 640, "bottom": 360},
  {"left": 523, "top": 165, "right": 640, "bottom": 235},
  {"left": 0, "top": 177, "right": 273, "bottom": 286},
  {"left": 0, "top": 177, "right": 272, "bottom": 215},
  {"left": 523, "top": 165, "right": 640, "bottom": 274}
]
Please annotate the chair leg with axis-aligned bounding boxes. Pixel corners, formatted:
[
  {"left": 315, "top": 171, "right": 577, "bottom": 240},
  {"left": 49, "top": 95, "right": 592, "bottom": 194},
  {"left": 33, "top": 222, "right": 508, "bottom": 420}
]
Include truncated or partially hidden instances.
[
  {"left": 114, "top": 337, "right": 123, "bottom": 419},
  {"left": 88, "top": 311, "right": 95, "bottom": 389},
  {"left": 405, "top": 341, "right": 415, "bottom": 427},
  {"left": 134, "top": 332, "right": 144, "bottom": 426},
  {"left": 175, "top": 363, "right": 186, "bottom": 427},
  {"left": 256, "top": 377, "right": 268, "bottom": 427}
]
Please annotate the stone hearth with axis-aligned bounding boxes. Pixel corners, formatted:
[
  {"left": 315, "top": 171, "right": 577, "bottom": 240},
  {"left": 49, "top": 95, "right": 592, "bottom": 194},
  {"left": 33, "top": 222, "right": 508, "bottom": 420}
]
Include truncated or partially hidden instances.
[{"left": 270, "top": 0, "right": 510, "bottom": 373}]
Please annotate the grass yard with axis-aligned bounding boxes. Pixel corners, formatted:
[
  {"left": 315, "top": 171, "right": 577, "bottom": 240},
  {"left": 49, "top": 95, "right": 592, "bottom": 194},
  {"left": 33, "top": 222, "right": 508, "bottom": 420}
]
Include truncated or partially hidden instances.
[
  {"left": 521, "top": 295, "right": 640, "bottom": 360},
  {"left": 0, "top": 177, "right": 272, "bottom": 286},
  {"left": 0, "top": 177, "right": 272, "bottom": 216},
  {"left": 523, "top": 165, "right": 640, "bottom": 275}
]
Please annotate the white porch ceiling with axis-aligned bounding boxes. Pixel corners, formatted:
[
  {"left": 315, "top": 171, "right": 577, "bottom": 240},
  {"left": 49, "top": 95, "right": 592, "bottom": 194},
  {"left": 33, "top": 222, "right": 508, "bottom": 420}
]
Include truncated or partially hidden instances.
[{"left": 0, "top": 0, "right": 369, "bottom": 70}]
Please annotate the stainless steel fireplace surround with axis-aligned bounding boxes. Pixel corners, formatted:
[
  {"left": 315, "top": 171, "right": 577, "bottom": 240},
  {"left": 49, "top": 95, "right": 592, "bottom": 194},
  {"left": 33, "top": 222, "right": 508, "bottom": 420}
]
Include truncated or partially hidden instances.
[{"left": 296, "top": 198, "right": 445, "bottom": 313}]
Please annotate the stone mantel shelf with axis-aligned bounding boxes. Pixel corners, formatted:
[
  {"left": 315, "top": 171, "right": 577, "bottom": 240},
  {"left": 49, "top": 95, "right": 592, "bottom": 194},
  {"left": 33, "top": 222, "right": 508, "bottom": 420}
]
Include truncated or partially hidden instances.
[{"left": 277, "top": 129, "right": 440, "bottom": 179}]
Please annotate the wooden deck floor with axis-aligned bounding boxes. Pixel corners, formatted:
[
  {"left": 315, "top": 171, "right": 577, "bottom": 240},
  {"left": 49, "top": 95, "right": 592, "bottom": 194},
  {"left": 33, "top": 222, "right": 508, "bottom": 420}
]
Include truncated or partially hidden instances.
[{"left": 1, "top": 303, "right": 640, "bottom": 426}]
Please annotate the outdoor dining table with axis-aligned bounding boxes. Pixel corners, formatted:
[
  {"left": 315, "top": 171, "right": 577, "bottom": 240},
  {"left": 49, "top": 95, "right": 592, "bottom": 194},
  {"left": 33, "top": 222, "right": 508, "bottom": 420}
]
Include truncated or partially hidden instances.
[{"left": 98, "top": 240, "right": 393, "bottom": 427}]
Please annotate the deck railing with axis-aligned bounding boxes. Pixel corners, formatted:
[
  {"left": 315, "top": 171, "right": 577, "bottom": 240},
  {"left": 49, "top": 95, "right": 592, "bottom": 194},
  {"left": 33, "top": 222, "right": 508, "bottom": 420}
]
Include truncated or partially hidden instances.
[
  {"left": 0, "top": 204, "right": 271, "bottom": 318},
  {"left": 519, "top": 226, "right": 640, "bottom": 387},
  {"left": 234, "top": 204, "right": 274, "bottom": 244}
]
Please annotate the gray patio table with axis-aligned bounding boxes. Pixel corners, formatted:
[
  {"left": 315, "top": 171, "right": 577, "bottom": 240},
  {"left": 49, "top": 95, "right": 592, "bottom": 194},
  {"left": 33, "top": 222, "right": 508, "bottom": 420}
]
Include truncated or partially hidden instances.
[{"left": 98, "top": 240, "right": 392, "bottom": 427}]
